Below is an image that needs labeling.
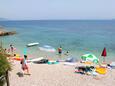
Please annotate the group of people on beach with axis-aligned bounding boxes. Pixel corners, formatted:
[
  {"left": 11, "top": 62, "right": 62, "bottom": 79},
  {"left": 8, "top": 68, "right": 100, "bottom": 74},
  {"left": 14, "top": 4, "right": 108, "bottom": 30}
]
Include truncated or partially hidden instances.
[
  {"left": 5, "top": 44, "right": 69, "bottom": 76},
  {"left": 4, "top": 44, "right": 14, "bottom": 54},
  {"left": 20, "top": 45, "right": 69, "bottom": 75},
  {"left": 5, "top": 44, "right": 30, "bottom": 75}
]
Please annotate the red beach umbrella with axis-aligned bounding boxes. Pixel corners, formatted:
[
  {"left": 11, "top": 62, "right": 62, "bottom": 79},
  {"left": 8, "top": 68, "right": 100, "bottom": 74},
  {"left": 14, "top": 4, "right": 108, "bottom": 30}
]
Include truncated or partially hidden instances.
[
  {"left": 101, "top": 47, "right": 107, "bottom": 63},
  {"left": 101, "top": 47, "right": 107, "bottom": 57}
]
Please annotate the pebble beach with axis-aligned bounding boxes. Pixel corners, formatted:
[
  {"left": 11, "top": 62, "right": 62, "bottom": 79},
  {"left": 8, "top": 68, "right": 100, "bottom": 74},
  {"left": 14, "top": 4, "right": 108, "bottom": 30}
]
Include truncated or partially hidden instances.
[{"left": 9, "top": 61, "right": 115, "bottom": 86}]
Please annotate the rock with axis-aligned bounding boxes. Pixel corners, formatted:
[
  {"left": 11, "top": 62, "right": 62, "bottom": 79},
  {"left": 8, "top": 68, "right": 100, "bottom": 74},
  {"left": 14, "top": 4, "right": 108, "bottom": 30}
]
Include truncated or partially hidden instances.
[
  {"left": 0, "top": 30, "right": 16, "bottom": 36},
  {"left": 0, "top": 26, "right": 16, "bottom": 36}
]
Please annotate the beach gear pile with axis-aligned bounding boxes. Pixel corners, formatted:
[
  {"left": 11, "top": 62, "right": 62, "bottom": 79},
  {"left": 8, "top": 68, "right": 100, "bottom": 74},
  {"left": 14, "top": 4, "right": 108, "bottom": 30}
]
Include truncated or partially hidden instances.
[
  {"left": 27, "top": 57, "right": 49, "bottom": 64},
  {"left": 13, "top": 54, "right": 23, "bottom": 61},
  {"left": 27, "top": 57, "right": 59, "bottom": 64},
  {"left": 75, "top": 64, "right": 108, "bottom": 76},
  {"left": 74, "top": 53, "right": 110, "bottom": 76},
  {"left": 33, "top": 59, "right": 49, "bottom": 64},
  {"left": 75, "top": 66, "right": 96, "bottom": 75}
]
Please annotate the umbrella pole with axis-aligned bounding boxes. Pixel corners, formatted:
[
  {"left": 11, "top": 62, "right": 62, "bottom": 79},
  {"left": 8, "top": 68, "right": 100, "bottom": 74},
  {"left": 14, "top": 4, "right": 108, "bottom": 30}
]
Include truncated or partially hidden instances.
[
  {"left": 103, "top": 57, "right": 106, "bottom": 63},
  {"left": 99, "top": 56, "right": 103, "bottom": 64}
]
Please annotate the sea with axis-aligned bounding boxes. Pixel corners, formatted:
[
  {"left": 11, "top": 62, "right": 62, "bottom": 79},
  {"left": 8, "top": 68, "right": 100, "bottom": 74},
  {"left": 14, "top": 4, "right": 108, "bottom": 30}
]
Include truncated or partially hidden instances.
[{"left": 0, "top": 20, "right": 115, "bottom": 61}]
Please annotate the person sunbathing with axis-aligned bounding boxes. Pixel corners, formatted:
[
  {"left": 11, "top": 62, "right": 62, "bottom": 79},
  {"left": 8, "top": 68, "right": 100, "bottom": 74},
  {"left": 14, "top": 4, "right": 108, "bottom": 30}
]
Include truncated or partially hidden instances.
[{"left": 75, "top": 66, "right": 95, "bottom": 74}]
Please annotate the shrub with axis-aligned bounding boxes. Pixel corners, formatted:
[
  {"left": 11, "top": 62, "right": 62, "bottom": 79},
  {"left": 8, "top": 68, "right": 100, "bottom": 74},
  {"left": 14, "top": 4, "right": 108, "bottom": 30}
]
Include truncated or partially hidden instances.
[{"left": 0, "top": 47, "right": 11, "bottom": 86}]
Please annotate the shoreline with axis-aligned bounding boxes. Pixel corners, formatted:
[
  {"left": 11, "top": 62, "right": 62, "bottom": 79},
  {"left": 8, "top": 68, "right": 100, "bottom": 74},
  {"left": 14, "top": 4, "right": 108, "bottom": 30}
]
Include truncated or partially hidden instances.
[{"left": 2, "top": 43, "right": 115, "bottom": 63}]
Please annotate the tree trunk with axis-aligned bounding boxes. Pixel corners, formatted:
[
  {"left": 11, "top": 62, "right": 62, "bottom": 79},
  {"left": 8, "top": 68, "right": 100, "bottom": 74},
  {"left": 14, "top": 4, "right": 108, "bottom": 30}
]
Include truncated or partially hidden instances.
[{"left": 5, "top": 70, "right": 10, "bottom": 86}]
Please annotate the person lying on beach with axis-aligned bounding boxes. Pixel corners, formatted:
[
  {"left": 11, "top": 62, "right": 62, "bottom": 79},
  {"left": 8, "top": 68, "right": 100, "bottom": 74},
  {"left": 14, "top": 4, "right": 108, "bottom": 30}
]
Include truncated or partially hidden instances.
[
  {"left": 20, "top": 55, "right": 30, "bottom": 75},
  {"left": 75, "top": 66, "right": 95, "bottom": 75}
]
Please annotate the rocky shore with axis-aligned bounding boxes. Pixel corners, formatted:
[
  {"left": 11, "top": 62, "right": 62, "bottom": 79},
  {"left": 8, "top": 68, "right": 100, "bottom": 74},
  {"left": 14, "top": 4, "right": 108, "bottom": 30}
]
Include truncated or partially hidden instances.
[{"left": 0, "top": 26, "right": 16, "bottom": 36}]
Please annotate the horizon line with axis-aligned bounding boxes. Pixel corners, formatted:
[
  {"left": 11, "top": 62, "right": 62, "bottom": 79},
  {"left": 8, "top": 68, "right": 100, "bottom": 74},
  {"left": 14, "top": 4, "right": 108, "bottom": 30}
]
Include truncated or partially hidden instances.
[{"left": 0, "top": 19, "right": 115, "bottom": 21}]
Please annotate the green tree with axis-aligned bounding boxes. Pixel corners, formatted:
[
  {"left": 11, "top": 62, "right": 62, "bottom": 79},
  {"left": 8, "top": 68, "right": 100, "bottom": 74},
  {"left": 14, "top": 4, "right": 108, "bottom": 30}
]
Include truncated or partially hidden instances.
[{"left": 0, "top": 47, "right": 11, "bottom": 86}]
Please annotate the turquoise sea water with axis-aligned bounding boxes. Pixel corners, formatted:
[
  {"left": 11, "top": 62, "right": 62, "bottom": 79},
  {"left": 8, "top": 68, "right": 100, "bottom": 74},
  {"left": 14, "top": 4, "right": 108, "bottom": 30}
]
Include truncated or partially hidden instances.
[{"left": 0, "top": 20, "right": 115, "bottom": 61}]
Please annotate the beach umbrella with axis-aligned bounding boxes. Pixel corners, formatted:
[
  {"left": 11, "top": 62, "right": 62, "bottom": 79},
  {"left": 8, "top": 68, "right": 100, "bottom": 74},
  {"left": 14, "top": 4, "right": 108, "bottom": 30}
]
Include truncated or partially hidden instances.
[
  {"left": 81, "top": 54, "right": 99, "bottom": 64},
  {"left": 101, "top": 47, "right": 107, "bottom": 63},
  {"left": 101, "top": 47, "right": 107, "bottom": 57}
]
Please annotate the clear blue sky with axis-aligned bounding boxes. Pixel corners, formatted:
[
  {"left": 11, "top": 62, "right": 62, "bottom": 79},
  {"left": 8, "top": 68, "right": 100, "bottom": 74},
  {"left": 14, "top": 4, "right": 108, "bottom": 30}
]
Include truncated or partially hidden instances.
[{"left": 0, "top": 0, "right": 115, "bottom": 20}]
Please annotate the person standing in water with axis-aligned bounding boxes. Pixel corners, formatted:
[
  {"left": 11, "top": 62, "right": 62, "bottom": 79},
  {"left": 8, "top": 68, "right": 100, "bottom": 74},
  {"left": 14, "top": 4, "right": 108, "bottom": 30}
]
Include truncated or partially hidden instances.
[{"left": 58, "top": 46, "right": 62, "bottom": 57}]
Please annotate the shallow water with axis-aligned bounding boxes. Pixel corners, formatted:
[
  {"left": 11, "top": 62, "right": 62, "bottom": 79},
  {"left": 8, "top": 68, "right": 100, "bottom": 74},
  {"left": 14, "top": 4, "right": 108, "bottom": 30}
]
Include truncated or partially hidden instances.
[{"left": 0, "top": 20, "right": 115, "bottom": 61}]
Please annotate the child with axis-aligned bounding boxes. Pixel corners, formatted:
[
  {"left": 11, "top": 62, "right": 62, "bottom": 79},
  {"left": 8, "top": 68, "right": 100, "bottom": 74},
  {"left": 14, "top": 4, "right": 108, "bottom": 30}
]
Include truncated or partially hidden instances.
[{"left": 21, "top": 55, "right": 30, "bottom": 75}]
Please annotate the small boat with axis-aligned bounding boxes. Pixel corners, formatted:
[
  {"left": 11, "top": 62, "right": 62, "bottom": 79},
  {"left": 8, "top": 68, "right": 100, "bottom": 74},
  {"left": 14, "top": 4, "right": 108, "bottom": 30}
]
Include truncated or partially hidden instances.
[{"left": 26, "top": 42, "right": 39, "bottom": 47}]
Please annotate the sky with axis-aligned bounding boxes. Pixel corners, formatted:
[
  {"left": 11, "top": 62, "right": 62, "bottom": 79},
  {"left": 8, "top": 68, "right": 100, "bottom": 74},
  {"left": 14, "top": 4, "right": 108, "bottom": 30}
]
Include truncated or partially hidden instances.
[{"left": 0, "top": 0, "right": 115, "bottom": 20}]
